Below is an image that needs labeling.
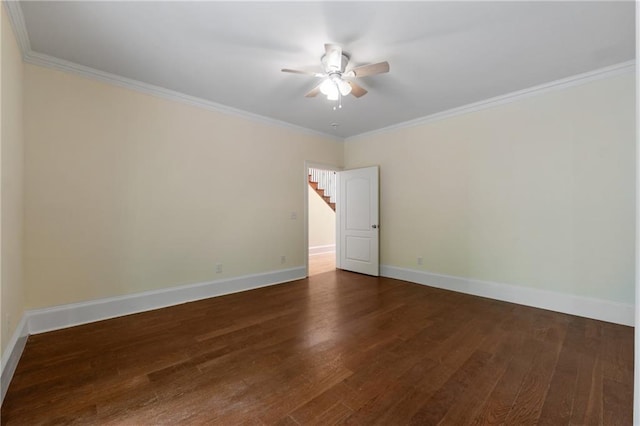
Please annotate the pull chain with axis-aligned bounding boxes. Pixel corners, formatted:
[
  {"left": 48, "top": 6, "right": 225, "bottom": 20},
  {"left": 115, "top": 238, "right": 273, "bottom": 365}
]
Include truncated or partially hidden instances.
[{"left": 333, "top": 91, "right": 343, "bottom": 111}]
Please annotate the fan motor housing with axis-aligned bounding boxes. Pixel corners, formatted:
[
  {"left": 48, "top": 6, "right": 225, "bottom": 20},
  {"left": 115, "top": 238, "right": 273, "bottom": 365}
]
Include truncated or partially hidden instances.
[{"left": 321, "top": 53, "right": 350, "bottom": 73}]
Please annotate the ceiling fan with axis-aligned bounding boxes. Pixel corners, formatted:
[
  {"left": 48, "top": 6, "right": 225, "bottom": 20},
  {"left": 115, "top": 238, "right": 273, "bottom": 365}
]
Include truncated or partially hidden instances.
[{"left": 282, "top": 43, "right": 389, "bottom": 107}]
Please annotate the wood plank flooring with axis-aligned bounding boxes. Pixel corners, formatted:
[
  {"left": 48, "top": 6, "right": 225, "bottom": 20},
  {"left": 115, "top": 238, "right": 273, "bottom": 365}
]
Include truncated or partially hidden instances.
[
  {"left": 308, "top": 252, "right": 336, "bottom": 276},
  {"left": 1, "top": 270, "right": 633, "bottom": 425}
]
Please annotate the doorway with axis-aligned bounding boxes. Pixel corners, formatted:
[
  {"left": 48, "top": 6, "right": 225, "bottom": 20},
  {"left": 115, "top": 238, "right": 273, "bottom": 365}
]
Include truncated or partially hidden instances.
[
  {"left": 305, "top": 162, "right": 340, "bottom": 276},
  {"left": 304, "top": 162, "right": 380, "bottom": 277}
]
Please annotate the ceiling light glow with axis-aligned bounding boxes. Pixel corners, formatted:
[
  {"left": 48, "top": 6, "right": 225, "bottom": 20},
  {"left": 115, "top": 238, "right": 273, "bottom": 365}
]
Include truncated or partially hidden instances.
[
  {"left": 319, "top": 79, "right": 337, "bottom": 97},
  {"left": 337, "top": 79, "right": 352, "bottom": 96}
]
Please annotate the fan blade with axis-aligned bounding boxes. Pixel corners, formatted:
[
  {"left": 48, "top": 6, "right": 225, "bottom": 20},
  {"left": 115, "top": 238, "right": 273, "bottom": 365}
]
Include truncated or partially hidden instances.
[
  {"left": 305, "top": 84, "right": 321, "bottom": 98},
  {"left": 281, "top": 68, "right": 324, "bottom": 77},
  {"left": 350, "top": 61, "right": 390, "bottom": 78},
  {"left": 324, "top": 43, "right": 343, "bottom": 70},
  {"left": 348, "top": 81, "right": 368, "bottom": 98}
]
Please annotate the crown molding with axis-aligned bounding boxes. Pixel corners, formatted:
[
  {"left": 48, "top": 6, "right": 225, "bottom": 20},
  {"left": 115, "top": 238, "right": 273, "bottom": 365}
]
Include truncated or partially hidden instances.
[
  {"left": 3, "top": 0, "right": 30, "bottom": 56},
  {"left": 4, "top": 1, "right": 342, "bottom": 142},
  {"left": 24, "top": 52, "right": 343, "bottom": 142},
  {"left": 346, "top": 60, "right": 636, "bottom": 142},
  {"left": 5, "top": 1, "right": 634, "bottom": 143}
]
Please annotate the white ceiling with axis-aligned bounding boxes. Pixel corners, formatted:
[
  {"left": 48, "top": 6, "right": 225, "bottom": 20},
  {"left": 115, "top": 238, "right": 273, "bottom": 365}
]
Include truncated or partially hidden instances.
[{"left": 13, "top": 1, "right": 637, "bottom": 139}]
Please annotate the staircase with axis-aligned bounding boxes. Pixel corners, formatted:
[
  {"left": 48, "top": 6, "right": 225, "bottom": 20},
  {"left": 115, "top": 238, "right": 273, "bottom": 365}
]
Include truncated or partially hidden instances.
[{"left": 308, "top": 168, "right": 336, "bottom": 211}]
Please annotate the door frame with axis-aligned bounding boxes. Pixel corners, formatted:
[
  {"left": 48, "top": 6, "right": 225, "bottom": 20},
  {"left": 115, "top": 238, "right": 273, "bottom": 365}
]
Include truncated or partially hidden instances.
[{"left": 303, "top": 160, "right": 342, "bottom": 277}]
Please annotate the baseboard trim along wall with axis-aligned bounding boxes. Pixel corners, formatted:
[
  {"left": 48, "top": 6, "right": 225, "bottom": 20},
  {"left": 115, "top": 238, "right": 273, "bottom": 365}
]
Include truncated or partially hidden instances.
[
  {"left": 380, "top": 265, "right": 634, "bottom": 326},
  {"left": 1, "top": 316, "right": 29, "bottom": 404},
  {"left": 2, "top": 264, "right": 633, "bottom": 404},
  {"left": 309, "top": 244, "right": 336, "bottom": 256},
  {"left": 28, "top": 266, "right": 307, "bottom": 334},
  {"left": 0, "top": 266, "right": 306, "bottom": 404}
]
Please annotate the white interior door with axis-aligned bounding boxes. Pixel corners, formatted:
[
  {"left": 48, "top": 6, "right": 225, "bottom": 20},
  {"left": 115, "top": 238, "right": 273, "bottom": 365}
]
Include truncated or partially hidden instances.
[{"left": 337, "top": 166, "right": 379, "bottom": 276}]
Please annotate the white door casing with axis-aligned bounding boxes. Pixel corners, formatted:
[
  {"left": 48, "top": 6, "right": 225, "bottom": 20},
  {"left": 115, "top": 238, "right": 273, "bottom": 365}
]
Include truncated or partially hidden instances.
[
  {"left": 304, "top": 161, "right": 341, "bottom": 277},
  {"left": 337, "top": 166, "right": 379, "bottom": 276}
]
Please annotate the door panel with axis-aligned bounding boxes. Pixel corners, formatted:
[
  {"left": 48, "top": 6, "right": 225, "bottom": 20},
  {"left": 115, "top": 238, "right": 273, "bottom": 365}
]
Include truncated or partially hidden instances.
[
  {"left": 345, "top": 236, "right": 371, "bottom": 262},
  {"left": 337, "top": 166, "right": 379, "bottom": 276}
]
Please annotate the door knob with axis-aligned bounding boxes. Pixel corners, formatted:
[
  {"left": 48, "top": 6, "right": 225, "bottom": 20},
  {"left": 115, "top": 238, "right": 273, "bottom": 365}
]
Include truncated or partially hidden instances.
[{"left": 372, "top": 224, "right": 378, "bottom": 229}]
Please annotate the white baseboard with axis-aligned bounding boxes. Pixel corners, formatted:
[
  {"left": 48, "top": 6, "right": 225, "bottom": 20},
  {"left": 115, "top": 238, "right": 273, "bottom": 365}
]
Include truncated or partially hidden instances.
[
  {"left": 0, "top": 266, "right": 305, "bottom": 404},
  {"left": 381, "top": 265, "right": 634, "bottom": 326},
  {"left": 2, "top": 264, "right": 631, "bottom": 405},
  {"left": 27, "top": 266, "right": 306, "bottom": 335},
  {"left": 1, "top": 315, "right": 29, "bottom": 404},
  {"left": 309, "top": 244, "right": 336, "bottom": 256}
]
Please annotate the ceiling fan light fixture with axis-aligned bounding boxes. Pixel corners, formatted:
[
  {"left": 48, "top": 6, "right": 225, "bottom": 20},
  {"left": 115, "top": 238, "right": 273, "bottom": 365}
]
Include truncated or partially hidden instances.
[
  {"left": 282, "top": 43, "right": 389, "bottom": 105},
  {"left": 320, "top": 79, "right": 339, "bottom": 99},
  {"left": 319, "top": 78, "right": 333, "bottom": 95},
  {"left": 337, "top": 79, "right": 352, "bottom": 96}
]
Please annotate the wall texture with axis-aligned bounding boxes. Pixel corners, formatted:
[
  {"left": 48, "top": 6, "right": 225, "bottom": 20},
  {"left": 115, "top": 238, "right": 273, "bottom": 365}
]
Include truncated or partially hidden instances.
[
  {"left": 23, "top": 64, "right": 342, "bottom": 309},
  {"left": 308, "top": 186, "right": 335, "bottom": 249},
  {"left": 1, "top": 5, "right": 25, "bottom": 353},
  {"left": 345, "top": 72, "right": 635, "bottom": 304},
  {"left": 8, "top": 42, "right": 638, "bottom": 321}
]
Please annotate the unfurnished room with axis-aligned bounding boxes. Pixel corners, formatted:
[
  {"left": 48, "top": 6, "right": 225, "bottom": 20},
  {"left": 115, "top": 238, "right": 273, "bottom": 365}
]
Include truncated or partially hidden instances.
[{"left": 0, "top": 1, "right": 637, "bottom": 424}]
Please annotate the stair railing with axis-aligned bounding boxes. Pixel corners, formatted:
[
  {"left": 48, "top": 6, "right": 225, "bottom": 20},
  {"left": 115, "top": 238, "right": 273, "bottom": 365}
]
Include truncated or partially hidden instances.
[{"left": 309, "top": 168, "right": 337, "bottom": 204}]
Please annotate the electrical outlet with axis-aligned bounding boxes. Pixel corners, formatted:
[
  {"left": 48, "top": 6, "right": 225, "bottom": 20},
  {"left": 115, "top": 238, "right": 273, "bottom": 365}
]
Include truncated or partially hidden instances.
[
  {"left": 216, "top": 263, "right": 222, "bottom": 274},
  {"left": 417, "top": 257, "right": 423, "bottom": 266},
  {"left": 280, "top": 255, "right": 286, "bottom": 264}
]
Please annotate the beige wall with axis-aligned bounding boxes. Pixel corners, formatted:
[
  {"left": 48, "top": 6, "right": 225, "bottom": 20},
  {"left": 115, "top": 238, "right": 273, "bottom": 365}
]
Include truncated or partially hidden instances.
[
  {"left": 345, "top": 73, "right": 635, "bottom": 304},
  {"left": 308, "top": 187, "right": 335, "bottom": 249},
  {"left": 8, "top": 42, "right": 637, "bottom": 317},
  {"left": 1, "top": 5, "right": 25, "bottom": 353},
  {"left": 23, "top": 64, "right": 342, "bottom": 309}
]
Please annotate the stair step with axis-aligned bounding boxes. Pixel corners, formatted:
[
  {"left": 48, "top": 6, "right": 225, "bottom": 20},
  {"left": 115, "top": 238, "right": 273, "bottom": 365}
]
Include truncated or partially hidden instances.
[{"left": 308, "top": 175, "right": 335, "bottom": 212}]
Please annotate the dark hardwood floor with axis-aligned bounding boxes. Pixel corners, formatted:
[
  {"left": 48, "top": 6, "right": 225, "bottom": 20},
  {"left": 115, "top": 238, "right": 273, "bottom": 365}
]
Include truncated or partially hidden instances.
[{"left": 1, "top": 270, "right": 633, "bottom": 425}]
